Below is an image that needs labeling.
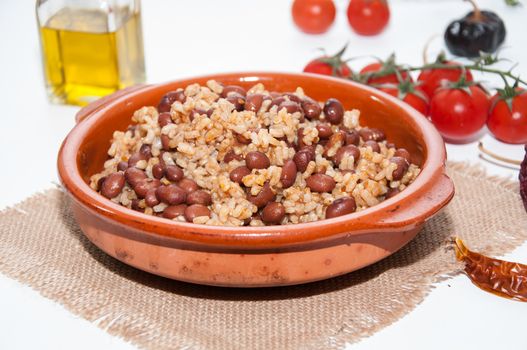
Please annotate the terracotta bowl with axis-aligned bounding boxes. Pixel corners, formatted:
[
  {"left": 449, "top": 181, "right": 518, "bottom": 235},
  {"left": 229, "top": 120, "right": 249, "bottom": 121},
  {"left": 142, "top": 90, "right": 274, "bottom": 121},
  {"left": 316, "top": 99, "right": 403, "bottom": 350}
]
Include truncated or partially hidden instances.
[{"left": 58, "top": 72, "right": 454, "bottom": 287}]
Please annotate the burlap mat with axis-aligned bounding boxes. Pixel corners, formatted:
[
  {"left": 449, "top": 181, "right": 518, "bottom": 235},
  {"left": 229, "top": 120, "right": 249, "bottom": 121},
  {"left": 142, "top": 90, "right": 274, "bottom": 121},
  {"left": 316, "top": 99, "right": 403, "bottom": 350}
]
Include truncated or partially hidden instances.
[{"left": 0, "top": 162, "right": 526, "bottom": 349}]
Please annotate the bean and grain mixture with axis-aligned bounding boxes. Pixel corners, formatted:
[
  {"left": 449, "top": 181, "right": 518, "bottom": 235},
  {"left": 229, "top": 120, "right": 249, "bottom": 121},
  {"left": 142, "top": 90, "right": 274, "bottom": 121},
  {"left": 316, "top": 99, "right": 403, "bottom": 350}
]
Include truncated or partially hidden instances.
[{"left": 90, "top": 81, "right": 420, "bottom": 226}]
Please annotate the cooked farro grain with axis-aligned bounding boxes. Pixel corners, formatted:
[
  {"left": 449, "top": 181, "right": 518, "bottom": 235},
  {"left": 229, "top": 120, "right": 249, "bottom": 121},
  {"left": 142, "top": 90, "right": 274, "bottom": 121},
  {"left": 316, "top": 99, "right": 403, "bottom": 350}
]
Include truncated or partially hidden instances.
[{"left": 91, "top": 81, "right": 421, "bottom": 226}]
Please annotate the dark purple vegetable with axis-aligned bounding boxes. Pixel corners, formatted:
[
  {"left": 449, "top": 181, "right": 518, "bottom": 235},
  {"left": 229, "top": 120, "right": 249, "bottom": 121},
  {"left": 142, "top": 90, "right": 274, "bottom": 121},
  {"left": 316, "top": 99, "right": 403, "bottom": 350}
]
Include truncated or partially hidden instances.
[
  {"left": 444, "top": 1, "right": 506, "bottom": 58},
  {"left": 520, "top": 144, "right": 527, "bottom": 212}
]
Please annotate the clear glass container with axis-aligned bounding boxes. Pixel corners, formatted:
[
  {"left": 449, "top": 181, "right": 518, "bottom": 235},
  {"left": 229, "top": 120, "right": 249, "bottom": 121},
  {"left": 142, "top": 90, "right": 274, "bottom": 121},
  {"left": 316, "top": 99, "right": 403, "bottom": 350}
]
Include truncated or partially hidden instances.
[{"left": 36, "top": 0, "right": 146, "bottom": 106}]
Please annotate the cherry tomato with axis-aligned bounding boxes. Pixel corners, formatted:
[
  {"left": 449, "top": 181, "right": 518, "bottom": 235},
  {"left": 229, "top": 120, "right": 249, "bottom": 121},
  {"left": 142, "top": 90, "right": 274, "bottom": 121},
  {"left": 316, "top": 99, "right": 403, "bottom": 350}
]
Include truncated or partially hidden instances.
[
  {"left": 292, "top": 0, "right": 336, "bottom": 34},
  {"left": 417, "top": 62, "right": 474, "bottom": 98},
  {"left": 303, "top": 57, "right": 352, "bottom": 77},
  {"left": 360, "top": 62, "right": 411, "bottom": 85},
  {"left": 429, "top": 86, "right": 490, "bottom": 143},
  {"left": 379, "top": 87, "right": 429, "bottom": 115},
  {"left": 347, "top": 0, "right": 390, "bottom": 36},
  {"left": 487, "top": 90, "right": 527, "bottom": 144}
]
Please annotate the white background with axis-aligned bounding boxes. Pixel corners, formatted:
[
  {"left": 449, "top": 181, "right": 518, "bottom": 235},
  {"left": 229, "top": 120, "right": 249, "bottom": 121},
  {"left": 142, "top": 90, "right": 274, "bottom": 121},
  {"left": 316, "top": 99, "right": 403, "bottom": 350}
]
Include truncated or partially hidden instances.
[{"left": 0, "top": 0, "right": 526, "bottom": 349}]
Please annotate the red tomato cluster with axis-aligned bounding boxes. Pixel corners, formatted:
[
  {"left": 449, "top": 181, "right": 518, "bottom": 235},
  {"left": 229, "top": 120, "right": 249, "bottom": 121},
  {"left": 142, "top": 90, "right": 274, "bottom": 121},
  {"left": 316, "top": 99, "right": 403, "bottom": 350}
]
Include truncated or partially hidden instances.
[
  {"left": 420, "top": 68, "right": 527, "bottom": 144},
  {"left": 303, "top": 55, "right": 527, "bottom": 144},
  {"left": 292, "top": 0, "right": 389, "bottom": 36}
]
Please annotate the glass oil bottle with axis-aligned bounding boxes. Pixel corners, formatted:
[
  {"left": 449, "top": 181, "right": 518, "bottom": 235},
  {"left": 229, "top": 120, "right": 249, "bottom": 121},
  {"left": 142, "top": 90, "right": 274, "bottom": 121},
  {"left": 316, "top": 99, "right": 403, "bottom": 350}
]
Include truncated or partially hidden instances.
[{"left": 36, "top": 0, "right": 146, "bottom": 106}]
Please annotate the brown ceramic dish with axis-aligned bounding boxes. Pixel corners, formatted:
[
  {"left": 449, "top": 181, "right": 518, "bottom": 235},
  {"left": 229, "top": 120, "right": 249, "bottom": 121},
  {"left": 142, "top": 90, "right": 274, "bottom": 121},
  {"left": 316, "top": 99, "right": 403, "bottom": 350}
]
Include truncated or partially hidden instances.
[{"left": 58, "top": 72, "right": 454, "bottom": 287}]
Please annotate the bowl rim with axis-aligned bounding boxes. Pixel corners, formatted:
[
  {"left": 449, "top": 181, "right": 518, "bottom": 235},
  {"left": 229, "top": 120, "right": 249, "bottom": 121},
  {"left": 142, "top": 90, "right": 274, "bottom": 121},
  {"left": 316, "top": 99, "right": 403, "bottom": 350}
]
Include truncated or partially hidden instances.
[{"left": 58, "top": 71, "right": 453, "bottom": 249}]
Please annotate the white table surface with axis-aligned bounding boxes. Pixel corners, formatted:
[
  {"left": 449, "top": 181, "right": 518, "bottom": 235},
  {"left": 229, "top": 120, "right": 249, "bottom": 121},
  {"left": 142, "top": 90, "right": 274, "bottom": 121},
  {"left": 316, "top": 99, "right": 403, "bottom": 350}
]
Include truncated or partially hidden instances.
[{"left": 1, "top": 0, "right": 526, "bottom": 349}]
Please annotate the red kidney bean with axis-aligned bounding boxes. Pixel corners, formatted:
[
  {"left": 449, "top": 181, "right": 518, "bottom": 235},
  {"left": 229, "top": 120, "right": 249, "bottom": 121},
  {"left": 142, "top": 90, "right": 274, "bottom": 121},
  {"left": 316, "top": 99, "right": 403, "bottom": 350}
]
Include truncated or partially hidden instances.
[
  {"left": 160, "top": 134, "right": 172, "bottom": 151},
  {"left": 124, "top": 167, "right": 147, "bottom": 187},
  {"left": 345, "top": 129, "right": 360, "bottom": 146},
  {"left": 152, "top": 163, "right": 166, "bottom": 179},
  {"left": 247, "top": 182, "right": 276, "bottom": 208},
  {"left": 293, "top": 149, "right": 314, "bottom": 173},
  {"left": 386, "top": 142, "right": 396, "bottom": 149},
  {"left": 139, "top": 144, "right": 152, "bottom": 158},
  {"left": 230, "top": 166, "right": 251, "bottom": 184},
  {"left": 385, "top": 187, "right": 400, "bottom": 199},
  {"left": 323, "top": 98, "right": 344, "bottom": 125},
  {"left": 299, "top": 145, "right": 316, "bottom": 158},
  {"left": 163, "top": 204, "right": 187, "bottom": 219},
  {"left": 359, "top": 127, "right": 386, "bottom": 141},
  {"left": 186, "top": 190, "right": 212, "bottom": 206},
  {"left": 177, "top": 178, "right": 199, "bottom": 194},
  {"left": 306, "top": 174, "right": 336, "bottom": 193},
  {"left": 97, "top": 176, "right": 107, "bottom": 191},
  {"left": 223, "top": 150, "right": 244, "bottom": 163},
  {"left": 394, "top": 148, "right": 411, "bottom": 163},
  {"left": 261, "top": 202, "right": 286, "bottom": 224},
  {"left": 278, "top": 100, "right": 302, "bottom": 114},
  {"left": 235, "top": 132, "right": 251, "bottom": 145},
  {"left": 301, "top": 97, "right": 322, "bottom": 120},
  {"left": 334, "top": 145, "right": 360, "bottom": 166},
  {"left": 269, "top": 96, "right": 286, "bottom": 110},
  {"left": 145, "top": 188, "right": 160, "bottom": 207},
  {"left": 127, "top": 152, "right": 148, "bottom": 168},
  {"left": 296, "top": 128, "right": 306, "bottom": 149},
  {"left": 134, "top": 178, "right": 161, "bottom": 198},
  {"left": 184, "top": 204, "right": 211, "bottom": 222},
  {"left": 364, "top": 140, "right": 381, "bottom": 153},
  {"left": 372, "top": 128, "right": 386, "bottom": 141},
  {"left": 221, "top": 85, "right": 247, "bottom": 98},
  {"left": 158, "top": 112, "right": 173, "bottom": 127},
  {"left": 117, "top": 161, "right": 128, "bottom": 172},
  {"left": 206, "top": 108, "right": 214, "bottom": 117},
  {"left": 280, "top": 160, "right": 297, "bottom": 188},
  {"left": 283, "top": 93, "right": 302, "bottom": 103},
  {"left": 157, "top": 152, "right": 167, "bottom": 167},
  {"left": 155, "top": 185, "right": 187, "bottom": 205},
  {"left": 391, "top": 157, "right": 409, "bottom": 181},
  {"left": 101, "top": 172, "right": 125, "bottom": 199},
  {"left": 165, "top": 165, "right": 184, "bottom": 182},
  {"left": 131, "top": 199, "right": 143, "bottom": 212},
  {"left": 316, "top": 124, "right": 333, "bottom": 139},
  {"left": 226, "top": 93, "right": 246, "bottom": 111},
  {"left": 245, "top": 151, "right": 270, "bottom": 170},
  {"left": 325, "top": 197, "right": 356, "bottom": 219},
  {"left": 158, "top": 90, "right": 186, "bottom": 113},
  {"left": 245, "top": 93, "right": 267, "bottom": 112}
]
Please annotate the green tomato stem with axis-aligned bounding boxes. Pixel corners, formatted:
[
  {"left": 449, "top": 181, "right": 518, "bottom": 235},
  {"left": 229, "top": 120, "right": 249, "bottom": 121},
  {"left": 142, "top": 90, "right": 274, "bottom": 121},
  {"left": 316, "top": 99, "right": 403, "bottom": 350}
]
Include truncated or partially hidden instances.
[{"left": 352, "top": 62, "right": 527, "bottom": 87}]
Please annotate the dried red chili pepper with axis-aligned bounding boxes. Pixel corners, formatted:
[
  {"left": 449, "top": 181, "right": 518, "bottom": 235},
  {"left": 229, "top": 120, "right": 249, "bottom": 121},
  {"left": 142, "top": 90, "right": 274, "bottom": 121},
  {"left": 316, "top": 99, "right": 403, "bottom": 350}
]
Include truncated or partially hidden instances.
[
  {"left": 520, "top": 144, "right": 527, "bottom": 212},
  {"left": 454, "top": 237, "right": 527, "bottom": 302}
]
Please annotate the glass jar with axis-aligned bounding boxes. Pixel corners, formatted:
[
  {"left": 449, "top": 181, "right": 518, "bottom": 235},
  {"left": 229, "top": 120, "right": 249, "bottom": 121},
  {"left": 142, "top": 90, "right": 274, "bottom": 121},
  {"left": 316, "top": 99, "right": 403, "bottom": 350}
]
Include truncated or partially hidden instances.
[{"left": 36, "top": 0, "right": 146, "bottom": 106}]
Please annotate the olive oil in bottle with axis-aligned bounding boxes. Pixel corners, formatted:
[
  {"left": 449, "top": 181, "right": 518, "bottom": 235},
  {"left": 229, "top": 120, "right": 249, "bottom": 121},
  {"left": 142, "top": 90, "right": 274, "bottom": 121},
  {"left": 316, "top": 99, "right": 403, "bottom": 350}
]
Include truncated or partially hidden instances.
[{"left": 37, "top": 2, "right": 145, "bottom": 106}]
